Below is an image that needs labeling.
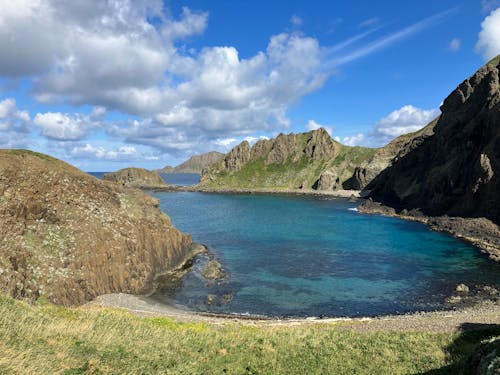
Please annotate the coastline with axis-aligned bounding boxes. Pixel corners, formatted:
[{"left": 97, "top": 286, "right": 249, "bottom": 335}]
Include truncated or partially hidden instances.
[
  {"left": 86, "top": 292, "right": 500, "bottom": 333},
  {"left": 148, "top": 185, "right": 500, "bottom": 262},
  {"left": 149, "top": 184, "right": 365, "bottom": 198},
  {"left": 358, "top": 199, "right": 500, "bottom": 262}
]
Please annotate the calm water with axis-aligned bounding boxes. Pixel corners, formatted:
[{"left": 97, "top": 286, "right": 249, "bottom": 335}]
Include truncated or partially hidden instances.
[
  {"left": 150, "top": 192, "right": 500, "bottom": 317},
  {"left": 87, "top": 172, "right": 199, "bottom": 186},
  {"left": 159, "top": 173, "right": 200, "bottom": 186}
]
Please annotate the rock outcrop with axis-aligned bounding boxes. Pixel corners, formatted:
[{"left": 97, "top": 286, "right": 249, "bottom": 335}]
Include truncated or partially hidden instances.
[
  {"left": 200, "top": 128, "right": 374, "bottom": 190},
  {"left": 104, "top": 167, "right": 167, "bottom": 189},
  {"left": 156, "top": 151, "right": 224, "bottom": 174},
  {"left": 366, "top": 55, "right": 500, "bottom": 225},
  {"left": 0, "top": 150, "right": 193, "bottom": 306},
  {"left": 344, "top": 118, "right": 438, "bottom": 190}
]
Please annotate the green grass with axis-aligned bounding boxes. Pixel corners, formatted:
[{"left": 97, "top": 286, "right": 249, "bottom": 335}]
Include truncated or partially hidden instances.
[
  {"left": 0, "top": 295, "right": 498, "bottom": 374},
  {"left": 202, "top": 144, "right": 377, "bottom": 191}
]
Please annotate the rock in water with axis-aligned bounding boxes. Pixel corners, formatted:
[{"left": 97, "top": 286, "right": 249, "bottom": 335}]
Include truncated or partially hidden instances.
[
  {"left": 104, "top": 167, "right": 167, "bottom": 189},
  {"left": 366, "top": 55, "right": 500, "bottom": 225},
  {"left": 0, "top": 150, "right": 192, "bottom": 306}
]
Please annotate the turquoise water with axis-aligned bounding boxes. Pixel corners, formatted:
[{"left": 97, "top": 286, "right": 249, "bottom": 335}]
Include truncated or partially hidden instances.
[{"left": 151, "top": 192, "right": 500, "bottom": 317}]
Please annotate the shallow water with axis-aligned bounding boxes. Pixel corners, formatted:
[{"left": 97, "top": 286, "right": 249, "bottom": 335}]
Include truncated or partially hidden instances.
[{"left": 150, "top": 192, "right": 500, "bottom": 317}]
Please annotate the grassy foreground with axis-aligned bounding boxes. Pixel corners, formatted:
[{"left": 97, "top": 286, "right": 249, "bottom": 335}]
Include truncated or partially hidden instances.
[{"left": 0, "top": 295, "right": 498, "bottom": 374}]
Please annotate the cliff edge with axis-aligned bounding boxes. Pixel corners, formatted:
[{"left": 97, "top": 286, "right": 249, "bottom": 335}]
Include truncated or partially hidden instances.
[{"left": 0, "top": 150, "right": 193, "bottom": 305}]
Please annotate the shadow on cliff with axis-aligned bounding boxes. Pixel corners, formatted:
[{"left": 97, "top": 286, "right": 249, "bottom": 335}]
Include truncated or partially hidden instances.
[{"left": 414, "top": 323, "right": 500, "bottom": 374}]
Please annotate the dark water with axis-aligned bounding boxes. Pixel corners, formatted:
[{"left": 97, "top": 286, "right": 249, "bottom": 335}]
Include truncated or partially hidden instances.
[{"left": 150, "top": 192, "right": 500, "bottom": 317}]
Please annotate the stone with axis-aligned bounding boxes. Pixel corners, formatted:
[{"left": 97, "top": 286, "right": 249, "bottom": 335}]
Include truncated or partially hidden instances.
[
  {"left": 456, "top": 284, "right": 470, "bottom": 293},
  {"left": 104, "top": 168, "right": 167, "bottom": 189}
]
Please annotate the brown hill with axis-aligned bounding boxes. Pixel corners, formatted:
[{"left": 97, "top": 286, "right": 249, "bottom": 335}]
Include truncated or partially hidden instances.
[
  {"left": 0, "top": 150, "right": 193, "bottom": 306},
  {"left": 104, "top": 167, "right": 167, "bottom": 188}
]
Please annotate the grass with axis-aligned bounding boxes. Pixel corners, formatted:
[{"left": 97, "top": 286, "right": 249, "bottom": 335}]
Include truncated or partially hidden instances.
[{"left": 1, "top": 295, "right": 498, "bottom": 374}]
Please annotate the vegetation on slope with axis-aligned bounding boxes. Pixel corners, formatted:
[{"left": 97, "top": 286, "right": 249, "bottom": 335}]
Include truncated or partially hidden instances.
[{"left": 1, "top": 295, "right": 499, "bottom": 374}]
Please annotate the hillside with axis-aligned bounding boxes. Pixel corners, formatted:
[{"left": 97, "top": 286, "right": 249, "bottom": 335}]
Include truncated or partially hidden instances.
[
  {"left": 157, "top": 151, "right": 224, "bottom": 174},
  {"left": 104, "top": 167, "right": 168, "bottom": 189},
  {"left": 199, "top": 126, "right": 436, "bottom": 192},
  {"left": 0, "top": 150, "right": 193, "bottom": 306},
  {"left": 365, "top": 55, "right": 500, "bottom": 224}
]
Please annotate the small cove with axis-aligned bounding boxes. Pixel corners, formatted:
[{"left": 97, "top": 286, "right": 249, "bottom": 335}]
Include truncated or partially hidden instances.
[{"left": 150, "top": 191, "right": 500, "bottom": 317}]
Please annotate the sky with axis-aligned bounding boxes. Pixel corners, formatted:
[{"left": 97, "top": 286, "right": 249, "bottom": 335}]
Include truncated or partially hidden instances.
[{"left": 1, "top": 0, "right": 500, "bottom": 171}]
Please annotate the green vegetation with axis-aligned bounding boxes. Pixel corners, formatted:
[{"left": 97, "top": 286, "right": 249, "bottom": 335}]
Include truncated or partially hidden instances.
[{"left": 0, "top": 294, "right": 498, "bottom": 374}]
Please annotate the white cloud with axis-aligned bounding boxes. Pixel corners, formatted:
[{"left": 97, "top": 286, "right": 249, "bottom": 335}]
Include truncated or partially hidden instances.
[
  {"left": 70, "top": 143, "right": 138, "bottom": 161},
  {"left": 372, "top": 105, "right": 439, "bottom": 145},
  {"left": 476, "top": 8, "right": 500, "bottom": 61},
  {"left": 332, "top": 8, "right": 455, "bottom": 66},
  {"left": 162, "top": 7, "right": 208, "bottom": 40},
  {"left": 0, "top": 98, "right": 30, "bottom": 133},
  {"left": 359, "top": 17, "right": 380, "bottom": 28},
  {"left": 448, "top": 38, "right": 461, "bottom": 52},
  {"left": 305, "top": 120, "right": 332, "bottom": 136},
  {"left": 334, "top": 134, "right": 365, "bottom": 146},
  {"left": 34, "top": 110, "right": 101, "bottom": 141},
  {"left": 290, "top": 15, "right": 303, "bottom": 26}
]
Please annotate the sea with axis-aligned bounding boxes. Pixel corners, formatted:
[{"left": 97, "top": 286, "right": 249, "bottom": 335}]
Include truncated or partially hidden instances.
[{"left": 89, "top": 171, "right": 500, "bottom": 317}]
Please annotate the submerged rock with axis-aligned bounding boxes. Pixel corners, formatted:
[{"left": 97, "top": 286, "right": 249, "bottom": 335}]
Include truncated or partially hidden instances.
[
  {"left": 456, "top": 284, "right": 470, "bottom": 293},
  {"left": 201, "top": 259, "right": 226, "bottom": 280}
]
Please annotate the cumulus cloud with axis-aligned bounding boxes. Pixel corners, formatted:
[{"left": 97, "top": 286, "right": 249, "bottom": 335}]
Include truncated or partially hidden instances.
[
  {"left": 476, "top": 8, "right": 500, "bottom": 61},
  {"left": 70, "top": 143, "right": 138, "bottom": 161},
  {"left": 448, "top": 38, "right": 461, "bottom": 52},
  {"left": 372, "top": 105, "right": 439, "bottom": 145},
  {"left": 334, "top": 134, "right": 365, "bottom": 146},
  {"left": 305, "top": 120, "right": 332, "bottom": 135},
  {"left": 0, "top": 97, "right": 31, "bottom": 148},
  {"left": 34, "top": 109, "right": 102, "bottom": 141}
]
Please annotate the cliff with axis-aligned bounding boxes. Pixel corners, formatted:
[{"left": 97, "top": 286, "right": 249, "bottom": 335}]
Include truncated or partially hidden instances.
[
  {"left": 365, "top": 55, "right": 500, "bottom": 224},
  {"left": 0, "top": 150, "right": 193, "bottom": 306},
  {"left": 200, "top": 128, "right": 378, "bottom": 191},
  {"left": 157, "top": 151, "right": 224, "bottom": 174},
  {"left": 104, "top": 167, "right": 168, "bottom": 189}
]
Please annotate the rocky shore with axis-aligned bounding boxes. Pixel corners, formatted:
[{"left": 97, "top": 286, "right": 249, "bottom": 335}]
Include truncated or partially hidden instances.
[
  {"left": 359, "top": 199, "right": 500, "bottom": 262},
  {"left": 87, "top": 292, "right": 500, "bottom": 333}
]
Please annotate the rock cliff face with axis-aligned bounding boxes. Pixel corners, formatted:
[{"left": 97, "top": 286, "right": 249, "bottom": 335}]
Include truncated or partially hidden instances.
[
  {"left": 156, "top": 151, "right": 224, "bottom": 174},
  {"left": 344, "top": 118, "right": 438, "bottom": 190},
  {"left": 366, "top": 56, "right": 500, "bottom": 224},
  {"left": 200, "top": 128, "right": 376, "bottom": 190},
  {"left": 104, "top": 168, "right": 167, "bottom": 189},
  {"left": 0, "top": 150, "right": 193, "bottom": 306}
]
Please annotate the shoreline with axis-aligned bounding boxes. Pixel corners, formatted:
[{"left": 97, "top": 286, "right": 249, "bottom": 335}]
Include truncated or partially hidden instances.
[
  {"left": 358, "top": 199, "right": 500, "bottom": 262},
  {"left": 86, "top": 292, "right": 500, "bottom": 332},
  {"left": 148, "top": 185, "right": 500, "bottom": 262}
]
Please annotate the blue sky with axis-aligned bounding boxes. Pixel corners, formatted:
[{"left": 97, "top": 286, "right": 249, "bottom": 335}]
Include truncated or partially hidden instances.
[{"left": 1, "top": 0, "right": 499, "bottom": 171}]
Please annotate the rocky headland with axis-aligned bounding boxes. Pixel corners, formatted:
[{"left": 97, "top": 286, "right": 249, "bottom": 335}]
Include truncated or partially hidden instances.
[
  {"left": 0, "top": 150, "right": 194, "bottom": 306},
  {"left": 360, "top": 55, "right": 500, "bottom": 260},
  {"left": 156, "top": 151, "right": 224, "bottom": 174},
  {"left": 104, "top": 167, "right": 169, "bottom": 189}
]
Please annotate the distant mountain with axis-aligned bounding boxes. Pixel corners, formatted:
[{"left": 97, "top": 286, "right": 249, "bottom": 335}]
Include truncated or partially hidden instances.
[
  {"left": 157, "top": 151, "right": 224, "bottom": 174},
  {"left": 365, "top": 55, "right": 500, "bottom": 225},
  {"left": 199, "top": 127, "right": 432, "bottom": 192}
]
